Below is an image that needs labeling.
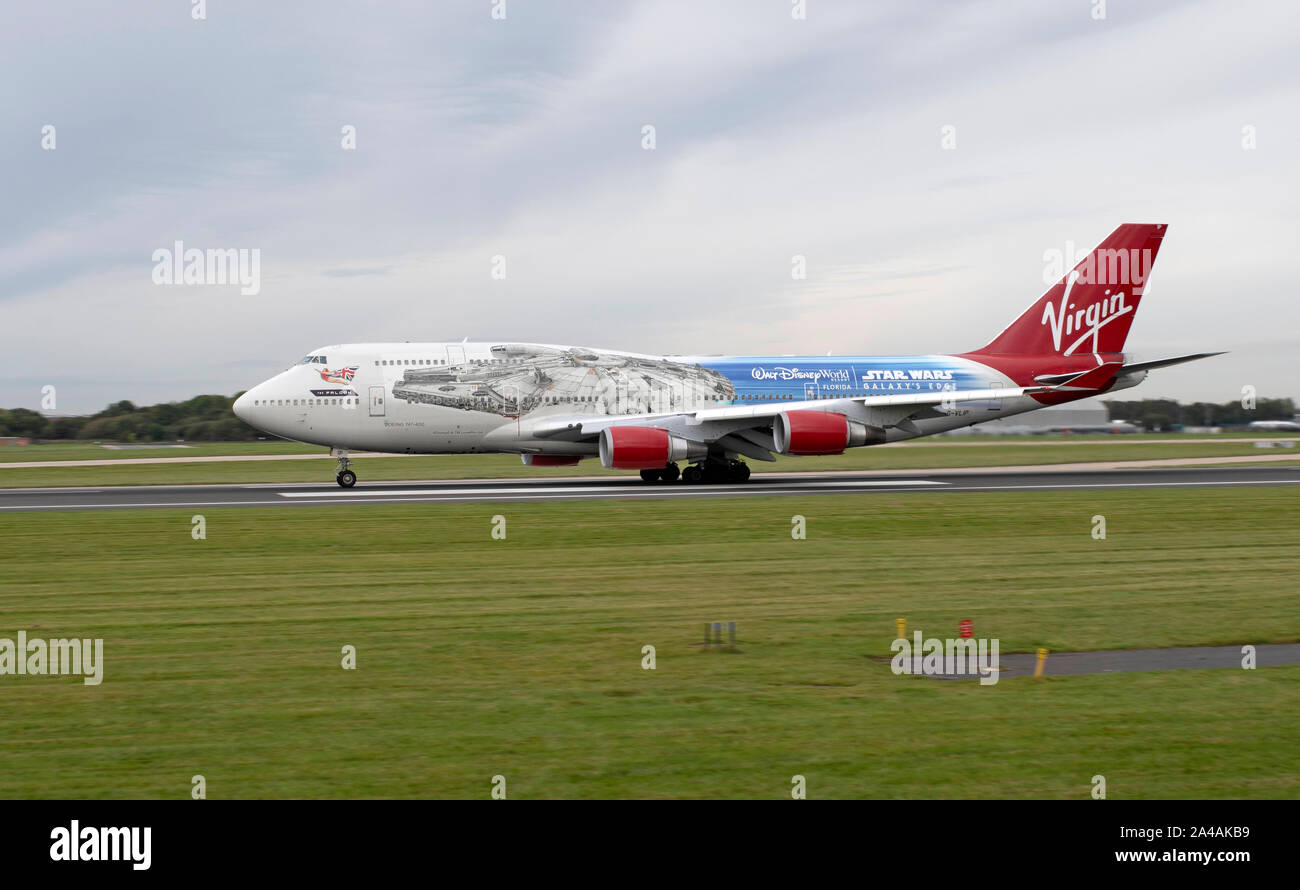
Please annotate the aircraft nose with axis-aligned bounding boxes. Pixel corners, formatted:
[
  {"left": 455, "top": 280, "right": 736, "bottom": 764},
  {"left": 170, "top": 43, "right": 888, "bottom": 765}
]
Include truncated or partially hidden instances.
[{"left": 233, "top": 390, "right": 252, "bottom": 422}]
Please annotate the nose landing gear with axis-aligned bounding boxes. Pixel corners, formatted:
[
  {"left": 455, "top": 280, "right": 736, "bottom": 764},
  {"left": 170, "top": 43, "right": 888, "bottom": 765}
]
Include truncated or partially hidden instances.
[{"left": 334, "top": 451, "right": 357, "bottom": 487}]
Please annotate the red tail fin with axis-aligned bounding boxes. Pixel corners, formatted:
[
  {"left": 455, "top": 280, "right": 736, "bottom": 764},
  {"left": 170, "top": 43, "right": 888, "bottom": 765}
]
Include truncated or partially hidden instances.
[{"left": 973, "top": 224, "right": 1166, "bottom": 356}]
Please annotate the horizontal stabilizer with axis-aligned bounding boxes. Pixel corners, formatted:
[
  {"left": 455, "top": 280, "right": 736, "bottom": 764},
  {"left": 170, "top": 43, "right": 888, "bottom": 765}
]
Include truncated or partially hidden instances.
[
  {"left": 1038, "top": 361, "right": 1123, "bottom": 391},
  {"left": 1119, "top": 352, "right": 1227, "bottom": 374}
]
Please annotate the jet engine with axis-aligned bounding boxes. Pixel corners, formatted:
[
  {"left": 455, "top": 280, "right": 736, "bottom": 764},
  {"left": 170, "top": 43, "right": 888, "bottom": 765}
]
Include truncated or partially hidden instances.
[
  {"left": 773, "top": 410, "right": 884, "bottom": 455},
  {"left": 599, "top": 427, "right": 706, "bottom": 469}
]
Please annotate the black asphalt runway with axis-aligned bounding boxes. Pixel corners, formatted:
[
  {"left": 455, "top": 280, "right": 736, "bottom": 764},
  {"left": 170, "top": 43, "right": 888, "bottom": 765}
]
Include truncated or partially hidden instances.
[
  {"left": 907, "top": 643, "right": 1300, "bottom": 679},
  {"left": 0, "top": 465, "right": 1295, "bottom": 512}
]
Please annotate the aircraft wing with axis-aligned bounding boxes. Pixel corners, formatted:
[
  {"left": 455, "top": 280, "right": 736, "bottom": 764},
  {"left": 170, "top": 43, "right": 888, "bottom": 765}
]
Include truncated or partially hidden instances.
[
  {"left": 687, "top": 385, "right": 1049, "bottom": 423},
  {"left": 527, "top": 383, "right": 1053, "bottom": 453}
]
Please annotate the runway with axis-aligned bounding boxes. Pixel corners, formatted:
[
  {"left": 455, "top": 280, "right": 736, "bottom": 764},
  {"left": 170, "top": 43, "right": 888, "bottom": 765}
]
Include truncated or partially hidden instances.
[
  {"left": 0, "top": 465, "right": 1295, "bottom": 512},
  {"left": 2, "top": 437, "right": 1296, "bottom": 468},
  {"left": 903, "top": 643, "right": 1300, "bottom": 679}
]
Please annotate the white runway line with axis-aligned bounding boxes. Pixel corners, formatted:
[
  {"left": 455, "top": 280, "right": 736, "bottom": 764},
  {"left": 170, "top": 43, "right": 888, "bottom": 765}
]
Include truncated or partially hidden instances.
[
  {"left": 795, "top": 480, "right": 948, "bottom": 487},
  {"left": 277, "top": 480, "right": 950, "bottom": 498},
  {"left": 0, "top": 474, "right": 1294, "bottom": 511}
]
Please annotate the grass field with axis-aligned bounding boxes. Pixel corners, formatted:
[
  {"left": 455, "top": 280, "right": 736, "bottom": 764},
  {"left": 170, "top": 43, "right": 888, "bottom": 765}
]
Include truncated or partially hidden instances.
[
  {"left": 0, "top": 442, "right": 319, "bottom": 462},
  {"left": 2, "top": 437, "right": 1297, "bottom": 488},
  {"left": 1, "top": 487, "right": 1297, "bottom": 798}
]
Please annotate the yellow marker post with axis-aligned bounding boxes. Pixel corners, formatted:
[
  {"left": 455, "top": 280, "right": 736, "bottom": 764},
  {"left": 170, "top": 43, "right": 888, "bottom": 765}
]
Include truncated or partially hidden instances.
[
  {"left": 1034, "top": 648, "right": 1049, "bottom": 678},
  {"left": 896, "top": 618, "right": 906, "bottom": 640}
]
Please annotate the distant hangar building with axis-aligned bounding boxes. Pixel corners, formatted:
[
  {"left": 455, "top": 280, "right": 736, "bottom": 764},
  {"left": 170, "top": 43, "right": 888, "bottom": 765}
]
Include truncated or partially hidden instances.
[{"left": 947, "top": 398, "right": 1117, "bottom": 435}]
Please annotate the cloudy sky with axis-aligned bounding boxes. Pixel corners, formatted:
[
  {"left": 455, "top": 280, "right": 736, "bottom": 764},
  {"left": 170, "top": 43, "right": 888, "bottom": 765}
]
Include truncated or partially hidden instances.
[{"left": 2, "top": 0, "right": 1296, "bottom": 413}]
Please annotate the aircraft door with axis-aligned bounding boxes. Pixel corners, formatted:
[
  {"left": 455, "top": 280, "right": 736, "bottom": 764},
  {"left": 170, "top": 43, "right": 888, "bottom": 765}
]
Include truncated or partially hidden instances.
[
  {"left": 986, "top": 380, "right": 1002, "bottom": 411},
  {"left": 446, "top": 345, "right": 466, "bottom": 370},
  {"left": 615, "top": 377, "right": 628, "bottom": 414},
  {"left": 804, "top": 382, "right": 819, "bottom": 400},
  {"left": 500, "top": 384, "right": 520, "bottom": 418},
  {"left": 369, "top": 385, "right": 386, "bottom": 417}
]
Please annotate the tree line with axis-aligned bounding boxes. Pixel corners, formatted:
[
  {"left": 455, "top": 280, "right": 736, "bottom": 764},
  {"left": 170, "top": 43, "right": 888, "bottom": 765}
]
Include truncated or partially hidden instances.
[
  {"left": 0, "top": 393, "right": 1294, "bottom": 442},
  {"left": 0, "top": 395, "right": 263, "bottom": 442},
  {"left": 1103, "top": 397, "right": 1296, "bottom": 432}
]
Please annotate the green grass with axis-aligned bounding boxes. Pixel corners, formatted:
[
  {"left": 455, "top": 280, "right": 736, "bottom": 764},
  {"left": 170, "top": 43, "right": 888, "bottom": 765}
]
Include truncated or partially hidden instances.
[
  {"left": 0, "top": 441, "right": 316, "bottom": 461},
  {"left": 1, "top": 487, "right": 1296, "bottom": 798},
  {"left": 2, "top": 439, "right": 1296, "bottom": 488}
]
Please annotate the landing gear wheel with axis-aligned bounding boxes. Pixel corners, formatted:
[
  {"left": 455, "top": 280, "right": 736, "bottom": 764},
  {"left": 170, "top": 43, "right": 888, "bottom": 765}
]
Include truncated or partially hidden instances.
[
  {"left": 333, "top": 450, "right": 355, "bottom": 486},
  {"left": 661, "top": 462, "right": 681, "bottom": 483},
  {"left": 730, "top": 461, "right": 751, "bottom": 483},
  {"left": 639, "top": 469, "right": 662, "bottom": 483},
  {"left": 682, "top": 464, "right": 704, "bottom": 484}
]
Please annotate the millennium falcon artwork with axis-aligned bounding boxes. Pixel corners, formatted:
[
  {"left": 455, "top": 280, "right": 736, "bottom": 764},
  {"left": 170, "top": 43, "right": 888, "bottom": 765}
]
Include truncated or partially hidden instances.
[{"left": 391, "top": 344, "right": 736, "bottom": 417}]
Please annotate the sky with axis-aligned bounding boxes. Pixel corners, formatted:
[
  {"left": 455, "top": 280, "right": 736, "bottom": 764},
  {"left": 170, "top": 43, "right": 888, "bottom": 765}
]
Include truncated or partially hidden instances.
[{"left": 1, "top": 0, "right": 1296, "bottom": 414}]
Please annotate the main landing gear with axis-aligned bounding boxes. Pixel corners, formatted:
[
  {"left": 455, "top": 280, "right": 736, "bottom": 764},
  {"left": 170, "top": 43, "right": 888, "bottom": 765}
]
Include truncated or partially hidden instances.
[
  {"left": 639, "top": 459, "right": 750, "bottom": 485},
  {"left": 334, "top": 451, "right": 357, "bottom": 488},
  {"left": 640, "top": 461, "right": 681, "bottom": 484}
]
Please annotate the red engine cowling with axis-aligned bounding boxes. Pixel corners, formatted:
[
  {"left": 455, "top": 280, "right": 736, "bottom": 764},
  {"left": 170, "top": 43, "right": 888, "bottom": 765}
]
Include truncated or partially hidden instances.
[
  {"left": 773, "top": 410, "right": 882, "bottom": 455},
  {"left": 520, "top": 454, "right": 582, "bottom": 467},
  {"left": 599, "top": 427, "right": 706, "bottom": 469}
]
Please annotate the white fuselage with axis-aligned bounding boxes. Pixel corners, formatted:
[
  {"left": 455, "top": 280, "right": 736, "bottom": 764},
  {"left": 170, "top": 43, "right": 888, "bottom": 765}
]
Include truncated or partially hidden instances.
[{"left": 232, "top": 341, "right": 1142, "bottom": 457}]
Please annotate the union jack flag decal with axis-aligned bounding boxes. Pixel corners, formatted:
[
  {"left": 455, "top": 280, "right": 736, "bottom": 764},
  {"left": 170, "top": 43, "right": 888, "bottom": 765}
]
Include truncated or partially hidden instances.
[{"left": 319, "top": 366, "right": 358, "bottom": 385}]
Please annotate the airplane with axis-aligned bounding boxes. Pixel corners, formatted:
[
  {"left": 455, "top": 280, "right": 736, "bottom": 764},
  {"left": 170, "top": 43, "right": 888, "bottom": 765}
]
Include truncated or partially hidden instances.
[
  {"left": 232, "top": 223, "right": 1222, "bottom": 487},
  {"left": 1248, "top": 420, "right": 1300, "bottom": 432}
]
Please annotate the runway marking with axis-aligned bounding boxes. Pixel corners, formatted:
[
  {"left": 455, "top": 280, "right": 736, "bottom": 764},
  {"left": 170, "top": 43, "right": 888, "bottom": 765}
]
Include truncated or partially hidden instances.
[
  {"left": 0, "top": 487, "right": 104, "bottom": 494},
  {"left": 945, "top": 479, "right": 1300, "bottom": 492},
  {"left": 796, "top": 480, "right": 947, "bottom": 487},
  {"left": 276, "top": 480, "right": 949, "bottom": 498},
  {"left": 0, "top": 476, "right": 1295, "bottom": 511}
]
